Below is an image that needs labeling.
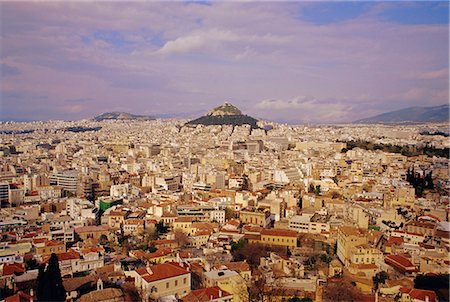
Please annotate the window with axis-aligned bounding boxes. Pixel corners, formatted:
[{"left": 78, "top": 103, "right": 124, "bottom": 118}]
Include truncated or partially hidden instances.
[
  {"left": 166, "top": 282, "right": 169, "bottom": 288},
  {"left": 183, "top": 278, "right": 187, "bottom": 284},
  {"left": 175, "top": 280, "right": 178, "bottom": 286}
]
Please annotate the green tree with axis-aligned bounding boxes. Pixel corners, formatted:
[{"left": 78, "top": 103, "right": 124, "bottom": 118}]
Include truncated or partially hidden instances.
[
  {"left": 99, "top": 234, "right": 108, "bottom": 245},
  {"left": 315, "top": 185, "right": 321, "bottom": 195},
  {"left": 37, "top": 253, "right": 66, "bottom": 302},
  {"left": 224, "top": 207, "right": 237, "bottom": 221},
  {"left": 156, "top": 221, "right": 169, "bottom": 234}
]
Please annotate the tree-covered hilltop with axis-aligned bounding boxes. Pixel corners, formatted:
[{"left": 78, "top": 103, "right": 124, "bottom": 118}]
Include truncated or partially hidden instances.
[
  {"left": 94, "top": 112, "right": 154, "bottom": 121},
  {"left": 186, "top": 114, "right": 259, "bottom": 128},
  {"left": 186, "top": 102, "right": 260, "bottom": 129},
  {"left": 342, "top": 140, "right": 449, "bottom": 159}
]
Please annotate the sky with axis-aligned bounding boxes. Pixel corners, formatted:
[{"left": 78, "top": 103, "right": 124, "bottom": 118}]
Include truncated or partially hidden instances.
[{"left": 0, "top": 1, "right": 448, "bottom": 124}]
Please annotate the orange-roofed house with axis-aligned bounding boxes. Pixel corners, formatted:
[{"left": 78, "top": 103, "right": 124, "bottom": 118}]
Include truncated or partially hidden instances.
[
  {"left": 4, "top": 290, "right": 34, "bottom": 302},
  {"left": 43, "top": 251, "right": 80, "bottom": 277},
  {"left": 34, "top": 240, "right": 66, "bottom": 256},
  {"left": 123, "top": 218, "right": 145, "bottom": 236},
  {"left": 385, "top": 255, "right": 417, "bottom": 274},
  {"left": 1, "top": 263, "right": 25, "bottom": 288},
  {"left": 132, "top": 262, "right": 191, "bottom": 300},
  {"left": 143, "top": 248, "right": 176, "bottom": 264},
  {"left": 182, "top": 286, "right": 233, "bottom": 302},
  {"left": 400, "top": 288, "right": 438, "bottom": 302}
]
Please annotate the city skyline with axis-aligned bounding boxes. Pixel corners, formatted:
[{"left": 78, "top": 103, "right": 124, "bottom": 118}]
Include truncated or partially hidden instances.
[{"left": 1, "top": 1, "right": 449, "bottom": 123}]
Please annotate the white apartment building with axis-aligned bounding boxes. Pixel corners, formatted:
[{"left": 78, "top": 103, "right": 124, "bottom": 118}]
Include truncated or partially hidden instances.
[{"left": 289, "top": 213, "right": 330, "bottom": 234}]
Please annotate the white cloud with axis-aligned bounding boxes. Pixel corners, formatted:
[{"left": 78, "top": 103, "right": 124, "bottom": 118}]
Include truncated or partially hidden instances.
[
  {"left": 156, "top": 29, "right": 240, "bottom": 55},
  {"left": 256, "top": 96, "right": 317, "bottom": 110}
]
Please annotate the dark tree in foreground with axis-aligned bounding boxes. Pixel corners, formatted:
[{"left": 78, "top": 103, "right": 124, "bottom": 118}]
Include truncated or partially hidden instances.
[
  {"left": 373, "top": 271, "right": 389, "bottom": 292},
  {"left": 37, "top": 253, "right": 66, "bottom": 302}
]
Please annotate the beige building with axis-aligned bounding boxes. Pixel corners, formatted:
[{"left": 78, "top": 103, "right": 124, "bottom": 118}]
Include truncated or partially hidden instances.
[
  {"left": 239, "top": 208, "right": 271, "bottom": 227},
  {"left": 203, "top": 269, "right": 248, "bottom": 302},
  {"left": 133, "top": 262, "right": 191, "bottom": 301},
  {"left": 337, "top": 226, "right": 383, "bottom": 277}
]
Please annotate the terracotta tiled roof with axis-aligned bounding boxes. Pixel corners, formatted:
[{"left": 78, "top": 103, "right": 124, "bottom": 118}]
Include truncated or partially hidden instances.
[
  {"left": 43, "top": 251, "right": 80, "bottom": 263},
  {"left": 45, "top": 240, "right": 64, "bottom": 247},
  {"left": 409, "top": 289, "right": 437, "bottom": 301},
  {"left": 183, "top": 286, "right": 232, "bottom": 302},
  {"left": 401, "top": 288, "right": 437, "bottom": 302},
  {"left": 387, "top": 236, "right": 404, "bottom": 246},
  {"left": 4, "top": 291, "right": 33, "bottom": 302},
  {"left": 144, "top": 248, "right": 173, "bottom": 259},
  {"left": 136, "top": 262, "right": 189, "bottom": 283},
  {"left": 261, "top": 228, "right": 297, "bottom": 237},
  {"left": 385, "top": 255, "right": 417, "bottom": 273},
  {"left": 212, "top": 261, "right": 250, "bottom": 272},
  {"left": 226, "top": 219, "right": 240, "bottom": 227},
  {"left": 124, "top": 219, "right": 144, "bottom": 225},
  {"left": 2, "top": 263, "right": 25, "bottom": 276}
]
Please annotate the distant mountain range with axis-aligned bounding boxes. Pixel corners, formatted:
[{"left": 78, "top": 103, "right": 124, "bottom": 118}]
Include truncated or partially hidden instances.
[
  {"left": 94, "top": 112, "right": 154, "bottom": 121},
  {"left": 186, "top": 102, "right": 259, "bottom": 128},
  {"left": 354, "top": 104, "right": 449, "bottom": 124}
]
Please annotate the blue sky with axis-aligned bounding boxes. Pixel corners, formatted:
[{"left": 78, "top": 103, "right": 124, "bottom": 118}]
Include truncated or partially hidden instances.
[
  {"left": 301, "top": 2, "right": 448, "bottom": 25},
  {"left": 0, "top": 1, "right": 448, "bottom": 123}
]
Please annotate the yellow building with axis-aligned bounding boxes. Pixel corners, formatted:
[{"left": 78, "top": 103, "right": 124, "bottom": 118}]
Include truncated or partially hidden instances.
[
  {"left": 337, "top": 226, "right": 383, "bottom": 277},
  {"left": 172, "top": 217, "right": 196, "bottom": 235},
  {"left": 34, "top": 240, "right": 66, "bottom": 256},
  {"left": 240, "top": 208, "right": 271, "bottom": 227},
  {"left": 337, "top": 226, "right": 367, "bottom": 267},
  {"left": 260, "top": 228, "right": 298, "bottom": 249}
]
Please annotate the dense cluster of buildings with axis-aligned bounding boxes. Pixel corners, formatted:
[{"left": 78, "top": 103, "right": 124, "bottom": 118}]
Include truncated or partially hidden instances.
[{"left": 0, "top": 118, "right": 448, "bottom": 302}]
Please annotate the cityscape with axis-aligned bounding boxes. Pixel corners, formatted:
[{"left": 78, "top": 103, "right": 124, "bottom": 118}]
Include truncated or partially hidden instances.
[{"left": 0, "top": 2, "right": 449, "bottom": 302}]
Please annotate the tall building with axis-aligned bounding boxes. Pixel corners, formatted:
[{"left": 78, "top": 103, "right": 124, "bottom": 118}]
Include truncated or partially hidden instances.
[
  {"left": 0, "top": 182, "right": 10, "bottom": 204},
  {"left": 49, "top": 170, "right": 78, "bottom": 193}
]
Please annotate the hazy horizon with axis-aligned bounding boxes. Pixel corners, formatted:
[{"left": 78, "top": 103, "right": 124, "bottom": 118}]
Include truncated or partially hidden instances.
[{"left": 1, "top": 1, "right": 448, "bottom": 124}]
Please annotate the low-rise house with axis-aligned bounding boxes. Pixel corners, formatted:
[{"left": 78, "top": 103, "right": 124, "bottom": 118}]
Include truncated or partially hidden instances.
[
  {"left": 399, "top": 287, "right": 438, "bottom": 302},
  {"left": 211, "top": 261, "right": 251, "bottom": 283},
  {"left": 133, "top": 262, "right": 191, "bottom": 300},
  {"left": 239, "top": 208, "right": 271, "bottom": 228},
  {"left": 1, "top": 263, "right": 25, "bottom": 289},
  {"left": 123, "top": 219, "right": 145, "bottom": 236},
  {"left": 74, "top": 226, "right": 109, "bottom": 242},
  {"left": 43, "top": 251, "right": 80, "bottom": 277},
  {"left": 182, "top": 286, "right": 233, "bottom": 302},
  {"left": 33, "top": 239, "right": 66, "bottom": 256},
  {"left": 384, "top": 255, "right": 418, "bottom": 275},
  {"left": 203, "top": 269, "right": 248, "bottom": 302}
]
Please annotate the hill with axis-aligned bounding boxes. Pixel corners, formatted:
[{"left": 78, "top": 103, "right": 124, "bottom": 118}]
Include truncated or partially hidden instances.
[
  {"left": 94, "top": 112, "right": 154, "bottom": 121},
  {"left": 354, "top": 104, "right": 449, "bottom": 124},
  {"left": 186, "top": 102, "right": 259, "bottom": 128}
]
